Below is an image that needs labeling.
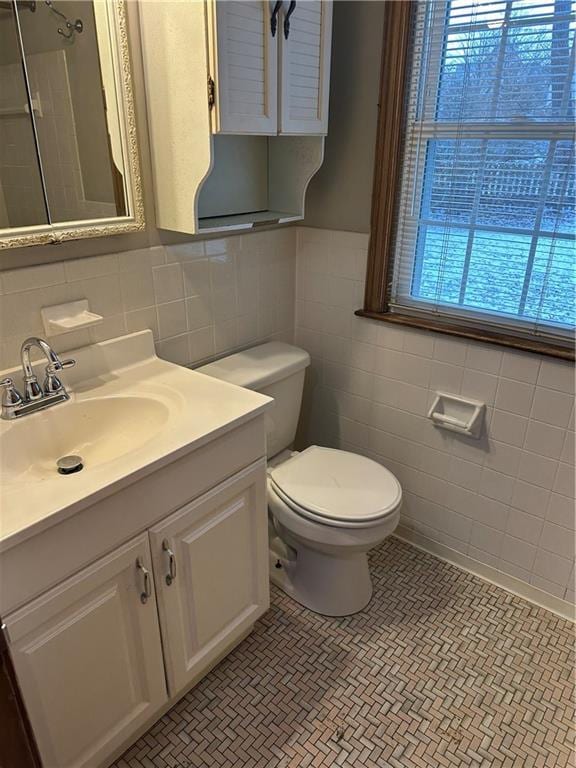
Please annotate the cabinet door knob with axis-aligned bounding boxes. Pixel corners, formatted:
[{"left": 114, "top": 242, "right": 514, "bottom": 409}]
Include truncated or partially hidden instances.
[
  {"left": 270, "top": 0, "right": 282, "bottom": 37},
  {"left": 284, "top": 1, "right": 296, "bottom": 39},
  {"left": 136, "top": 557, "right": 152, "bottom": 604},
  {"left": 162, "top": 539, "right": 177, "bottom": 586}
]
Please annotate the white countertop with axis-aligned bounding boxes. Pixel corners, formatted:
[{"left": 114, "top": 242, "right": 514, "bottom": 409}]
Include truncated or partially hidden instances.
[{"left": 0, "top": 331, "right": 272, "bottom": 552}]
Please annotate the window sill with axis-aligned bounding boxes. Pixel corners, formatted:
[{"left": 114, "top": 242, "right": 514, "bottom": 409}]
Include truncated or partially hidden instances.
[{"left": 355, "top": 309, "right": 575, "bottom": 361}]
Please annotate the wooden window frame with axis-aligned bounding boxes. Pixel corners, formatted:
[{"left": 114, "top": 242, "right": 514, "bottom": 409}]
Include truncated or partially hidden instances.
[{"left": 356, "top": 0, "right": 575, "bottom": 362}]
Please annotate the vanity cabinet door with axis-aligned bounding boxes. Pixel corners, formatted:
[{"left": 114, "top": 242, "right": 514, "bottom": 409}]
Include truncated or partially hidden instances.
[
  {"left": 278, "top": 0, "right": 332, "bottom": 135},
  {"left": 208, "top": 0, "right": 278, "bottom": 134},
  {"left": 149, "top": 460, "right": 269, "bottom": 697},
  {"left": 5, "top": 534, "right": 167, "bottom": 768}
]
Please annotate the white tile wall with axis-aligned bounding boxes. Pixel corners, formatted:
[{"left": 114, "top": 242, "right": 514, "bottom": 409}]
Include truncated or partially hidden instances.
[
  {"left": 0, "top": 228, "right": 295, "bottom": 370},
  {"left": 294, "top": 227, "right": 575, "bottom": 602},
  {"left": 0, "top": 222, "right": 572, "bottom": 605}
]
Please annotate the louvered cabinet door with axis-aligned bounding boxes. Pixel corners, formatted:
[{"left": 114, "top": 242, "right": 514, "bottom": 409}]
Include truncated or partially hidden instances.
[
  {"left": 208, "top": 0, "right": 278, "bottom": 135},
  {"left": 279, "top": 0, "right": 333, "bottom": 135}
]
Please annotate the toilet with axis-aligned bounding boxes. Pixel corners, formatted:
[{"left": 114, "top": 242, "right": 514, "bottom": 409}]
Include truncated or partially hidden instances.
[{"left": 198, "top": 342, "right": 402, "bottom": 616}]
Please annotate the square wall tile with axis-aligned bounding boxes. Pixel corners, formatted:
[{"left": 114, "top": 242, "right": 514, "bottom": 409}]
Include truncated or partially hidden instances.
[
  {"left": 156, "top": 334, "right": 190, "bottom": 366},
  {"left": 125, "top": 307, "right": 159, "bottom": 340},
  {"left": 470, "top": 523, "right": 503, "bottom": 556},
  {"left": 538, "top": 359, "right": 575, "bottom": 395},
  {"left": 500, "top": 350, "right": 541, "bottom": 383},
  {"left": 153, "top": 264, "right": 184, "bottom": 304},
  {"left": 183, "top": 260, "right": 211, "bottom": 297},
  {"left": 554, "top": 463, "right": 575, "bottom": 498},
  {"left": 510, "top": 480, "right": 550, "bottom": 518},
  {"left": 2, "top": 262, "right": 66, "bottom": 293},
  {"left": 434, "top": 337, "right": 468, "bottom": 366},
  {"left": 483, "top": 441, "right": 522, "bottom": 477},
  {"left": 464, "top": 343, "right": 502, "bottom": 375},
  {"left": 499, "top": 535, "right": 536, "bottom": 571},
  {"left": 157, "top": 300, "right": 187, "bottom": 340},
  {"left": 531, "top": 387, "right": 573, "bottom": 428},
  {"left": 64, "top": 253, "right": 118, "bottom": 282},
  {"left": 495, "top": 378, "right": 534, "bottom": 417},
  {"left": 506, "top": 507, "right": 543, "bottom": 545},
  {"left": 517, "top": 451, "right": 558, "bottom": 490},
  {"left": 539, "top": 522, "right": 575, "bottom": 560},
  {"left": 461, "top": 369, "right": 499, "bottom": 405},
  {"left": 481, "top": 468, "right": 514, "bottom": 504},
  {"left": 546, "top": 493, "right": 575, "bottom": 530},
  {"left": 532, "top": 548, "right": 573, "bottom": 586},
  {"left": 524, "top": 420, "right": 565, "bottom": 460},
  {"left": 120, "top": 269, "right": 154, "bottom": 312}
]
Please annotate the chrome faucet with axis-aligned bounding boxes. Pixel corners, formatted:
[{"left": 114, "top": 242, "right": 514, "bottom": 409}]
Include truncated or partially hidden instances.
[{"left": 0, "top": 337, "right": 75, "bottom": 420}]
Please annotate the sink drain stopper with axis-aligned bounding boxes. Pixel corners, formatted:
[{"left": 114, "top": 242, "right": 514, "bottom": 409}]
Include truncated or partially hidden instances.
[{"left": 57, "top": 455, "right": 84, "bottom": 475}]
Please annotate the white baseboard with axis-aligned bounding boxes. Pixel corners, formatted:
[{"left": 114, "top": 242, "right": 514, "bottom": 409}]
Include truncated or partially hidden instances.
[{"left": 394, "top": 526, "right": 575, "bottom": 622}]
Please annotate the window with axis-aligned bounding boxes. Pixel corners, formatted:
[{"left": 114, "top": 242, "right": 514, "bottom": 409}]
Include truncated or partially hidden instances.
[{"left": 361, "top": 0, "right": 575, "bottom": 359}]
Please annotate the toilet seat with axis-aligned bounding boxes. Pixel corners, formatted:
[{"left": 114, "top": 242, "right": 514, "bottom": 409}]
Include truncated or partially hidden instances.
[{"left": 269, "top": 446, "right": 402, "bottom": 528}]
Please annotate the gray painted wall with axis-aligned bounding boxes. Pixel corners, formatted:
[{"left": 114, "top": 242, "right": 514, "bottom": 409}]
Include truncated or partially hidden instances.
[{"left": 304, "top": 1, "right": 384, "bottom": 234}]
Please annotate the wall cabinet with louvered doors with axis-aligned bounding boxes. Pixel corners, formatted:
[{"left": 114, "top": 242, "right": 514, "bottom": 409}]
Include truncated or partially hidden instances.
[
  {"left": 149, "top": 462, "right": 269, "bottom": 697},
  {"left": 139, "top": 0, "right": 333, "bottom": 234},
  {"left": 207, "top": 0, "right": 332, "bottom": 137},
  {"left": 4, "top": 534, "right": 167, "bottom": 768}
]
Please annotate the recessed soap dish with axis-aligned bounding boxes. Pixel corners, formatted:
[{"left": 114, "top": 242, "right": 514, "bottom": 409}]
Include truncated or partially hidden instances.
[
  {"left": 427, "top": 392, "right": 485, "bottom": 438},
  {"left": 41, "top": 300, "right": 103, "bottom": 337}
]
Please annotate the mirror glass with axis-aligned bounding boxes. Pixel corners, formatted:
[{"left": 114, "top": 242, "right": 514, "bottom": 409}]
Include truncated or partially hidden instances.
[
  {"left": 0, "top": 0, "right": 143, "bottom": 248},
  {"left": 0, "top": 1, "right": 49, "bottom": 227}
]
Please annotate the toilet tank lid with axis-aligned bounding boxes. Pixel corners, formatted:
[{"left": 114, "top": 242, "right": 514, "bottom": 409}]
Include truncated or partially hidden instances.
[{"left": 196, "top": 342, "right": 310, "bottom": 390}]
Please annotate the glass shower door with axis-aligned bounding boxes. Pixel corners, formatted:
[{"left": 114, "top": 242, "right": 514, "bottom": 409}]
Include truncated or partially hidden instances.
[{"left": 0, "top": 0, "right": 49, "bottom": 229}]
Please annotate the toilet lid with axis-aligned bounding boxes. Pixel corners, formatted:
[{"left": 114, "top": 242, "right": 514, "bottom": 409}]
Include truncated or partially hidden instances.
[{"left": 269, "top": 446, "right": 402, "bottom": 523}]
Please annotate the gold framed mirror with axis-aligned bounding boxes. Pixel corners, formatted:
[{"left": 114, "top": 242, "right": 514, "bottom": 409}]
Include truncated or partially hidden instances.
[{"left": 0, "top": 0, "right": 144, "bottom": 249}]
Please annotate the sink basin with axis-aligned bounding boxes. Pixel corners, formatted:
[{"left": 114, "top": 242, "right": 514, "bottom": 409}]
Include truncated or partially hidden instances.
[{"left": 1, "top": 396, "right": 170, "bottom": 484}]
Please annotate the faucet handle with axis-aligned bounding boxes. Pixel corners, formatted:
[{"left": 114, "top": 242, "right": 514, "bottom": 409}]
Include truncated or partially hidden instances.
[
  {"left": 46, "top": 357, "right": 76, "bottom": 374},
  {"left": 0, "top": 378, "right": 23, "bottom": 408},
  {"left": 44, "top": 358, "right": 75, "bottom": 396}
]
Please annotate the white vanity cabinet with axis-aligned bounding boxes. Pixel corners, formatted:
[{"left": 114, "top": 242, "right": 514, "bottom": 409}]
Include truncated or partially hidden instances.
[
  {"left": 0, "top": 330, "right": 271, "bottom": 768},
  {"left": 149, "top": 463, "right": 268, "bottom": 696},
  {"left": 5, "top": 534, "right": 167, "bottom": 768},
  {"left": 3, "top": 459, "right": 269, "bottom": 768},
  {"left": 208, "top": 0, "right": 332, "bottom": 136}
]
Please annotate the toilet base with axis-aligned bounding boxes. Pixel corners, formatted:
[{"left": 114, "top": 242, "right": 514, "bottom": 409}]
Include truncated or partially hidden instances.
[{"left": 269, "top": 536, "right": 373, "bottom": 617}]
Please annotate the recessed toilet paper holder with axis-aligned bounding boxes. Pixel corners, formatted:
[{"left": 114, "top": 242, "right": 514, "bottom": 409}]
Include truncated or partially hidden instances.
[{"left": 427, "top": 392, "right": 485, "bottom": 438}]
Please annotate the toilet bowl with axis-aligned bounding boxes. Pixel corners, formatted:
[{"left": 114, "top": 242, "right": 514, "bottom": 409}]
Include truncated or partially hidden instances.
[
  {"left": 198, "top": 342, "right": 403, "bottom": 617},
  {"left": 267, "top": 446, "right": 401, "bottom": 616}
]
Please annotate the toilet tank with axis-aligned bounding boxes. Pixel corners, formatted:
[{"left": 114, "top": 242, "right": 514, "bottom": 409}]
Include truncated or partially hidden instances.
[{"left": 197, "top": 342, "right": 310, "bottom": 458}]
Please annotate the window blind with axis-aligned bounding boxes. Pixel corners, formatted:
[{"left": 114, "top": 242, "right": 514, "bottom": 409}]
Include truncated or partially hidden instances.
[{"left": 391, "top": 0, "right": 576, "bottom": 344}]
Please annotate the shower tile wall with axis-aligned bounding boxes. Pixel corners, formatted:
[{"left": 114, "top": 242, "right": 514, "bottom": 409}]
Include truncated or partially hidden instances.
[
  {"left": 0, "top": 228, "right": 295, "bottom": 370},
  {"left": 26, "top": 50, "right": 116, "bottom": 222},
  {"left": 0, "top": 49, "right": 116, "bottom": 227},
  {"left": 0, "top": 60, "right": 47, "bottom": 227},
  {"left": 294, "top": 227, "right": 575, "bottom": 603}
]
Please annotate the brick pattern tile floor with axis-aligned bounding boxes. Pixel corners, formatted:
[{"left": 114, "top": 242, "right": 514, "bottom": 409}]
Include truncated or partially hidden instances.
[{"left": 112, "top": 538, "right": 575, "bottom": 768}]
